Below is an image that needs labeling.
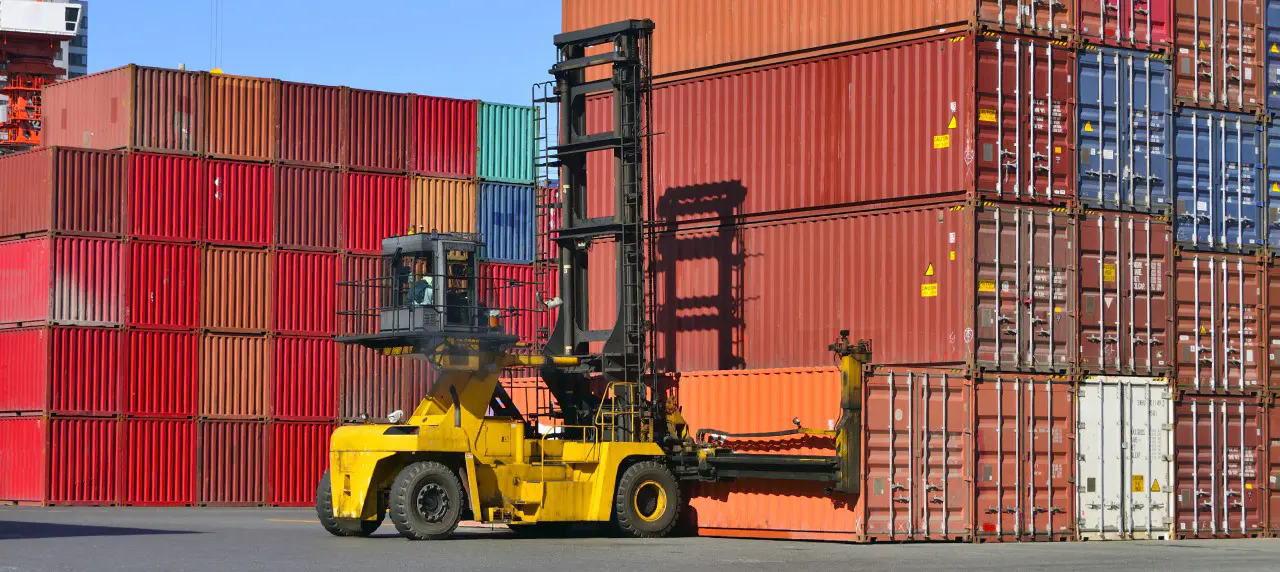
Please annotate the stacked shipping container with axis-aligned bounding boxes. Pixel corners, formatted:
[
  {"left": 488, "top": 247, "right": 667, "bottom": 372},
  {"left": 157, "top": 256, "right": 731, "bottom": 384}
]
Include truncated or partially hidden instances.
[{"left": 0, "top": 64, "right": 537, "bottom": 507}]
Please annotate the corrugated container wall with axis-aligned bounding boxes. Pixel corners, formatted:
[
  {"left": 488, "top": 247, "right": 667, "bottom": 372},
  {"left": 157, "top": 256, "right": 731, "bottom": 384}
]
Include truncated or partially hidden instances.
[
  {"left": 1077, "top": 48, "right": 1172, "bottom": 212},
  {"left": 0, "top": 327, "right": 122, "bottom": 415},
  {"left": 347, "top": 89, "right": 410, "bottom": 172},
  {"left": 1078, "top": 0, "right": 1172, "bottom": 49},
  {"left": 343, "top": 173, "right": 409, "bottom": 254},
  {"left": 207, "top": 74, "right": 278, "bottom": 161},
  {"left": 478, "top": 103, "right": 534, "bottom": 184},
  {"left": 272, "top": 337, "right": 336, "bottom": 420},
  {"left": 413, "top": 96, "right": 476, "bottom": 178},
  {"left": 274, "top": 251, "right": 337, "bottom": 336},
  {"left": 0, "top": 236, "right": 124, "bottom": 327},
  {"left": 127, "top": 241, "right": 200, "bottom": 330},
  {"left": 198, "top": 420, "right": 265, "bottom": 506},
  {"left": 1174, "top": 395, "right": 1266, "bottom": 537},
  {"left": 0, "top": 147, "right": 125, "bottom": 238},
  {"left": 338, "top": 254, "right": 380, "bottom": 337},
  {"left": 269, "top": 422, "right": 333, "bottom": 507},
  {"left": 1174, "top": 253, "right": 1263, "bottom": 391},
  {"left": 1264, "top": 124, "right": 1280, "bottom": 247},
  {"left": 199, "top": 334, "right": 268, "bottom": 419},
  {"left": 130, "top": 153, "right": 202, "bottom": 242},
  {"left": 478, "top": 183, "right": 536, "bottom": 264},
  {"left": 1269, "top": 0, "right": 1280, "bottom": 110},
  {"left": 1172, "top": 109, "right": 1263, "bottom": 252},
  {"left": 278, "top": 82, "right": 345, "bottom": 167},
  {"left": 410, "top": 177, "right": 476, "bottom": 234},
  {"left": 275, "top": 166, "right": 340, "bottom": 251},
  {"left": 124, "top": 330, "right": 198, "bottom": 417},
  {"left": 43, "top": 65, "right": 207, "bottom": 154},
  {"left": 205, "top": 160, "right": 272, "bottom": 247},
  {"left": 1269, "top": 262, "right": 1280, "bottom": 390},
  {"left": 478, "top": 263, "right": 551, "bottom": 346},
  {"left": 339, "top": 345, "right": 424, "bottom": 422},
  {"left": 202, "top": 247, "right": 270, "bottom": 333},
  {"left": 1172, "top": 0, "right": 1263, "bottom": 111},
  {"left": 0, "top": 417, "right": 119, "bottom": 505},
  {"left": 121, "top": 418, "right": 195, "bottom": 506},
  {"left": 0, "top": 417, "right": 45, "bottom": 502}
]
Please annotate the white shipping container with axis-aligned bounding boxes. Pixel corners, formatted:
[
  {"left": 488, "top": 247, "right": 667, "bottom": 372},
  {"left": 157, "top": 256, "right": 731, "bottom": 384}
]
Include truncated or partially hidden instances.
[{"left": 1076, "top": 376, "right": 1173, "bottom": 540}]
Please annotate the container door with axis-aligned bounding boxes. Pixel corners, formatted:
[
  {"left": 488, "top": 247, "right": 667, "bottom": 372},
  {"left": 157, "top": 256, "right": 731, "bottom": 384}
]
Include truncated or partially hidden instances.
[
  {"left": 1079, "top": 212, "right": 1172, "bottom": 374},
  {"left": 1078, "top": 0, "right": 1171, "bottom": 48},
  {"left": 1268, "top": 404, "right": 1280, "bottom": 533},
  {"left": 1269, "top": 0, "right": 1280, "bottom": 109},
  {"left": 1078, "top": 48, "right": 1172, "bottom": 211},
  {"left": 1174, "top": 398, "right": 1265, "bottom": 537},
  {"left": 1173, "top": 111, "right": 1263, "bottom": 251},
  {"left": 975, "top": 36, "right": 1075, "bottom": 203},
  {"left": 975, "top": 206, "right": 1075, "bottom": 371},
  {"left": 1173, "top": 0, "right": 1263, "bottom": 109},
  {"left": 977, "top": 0, "right": 1074, "bottom": 37},
  {"left": 1268, "top": 264, "right": 1280, "bottom": 390},
  {"left": 1076, "top": 376, "right": 1173, "bottom": 540},
  {"left": 1265, "top": 124, "right": 1280, "bottom": 247},
  {"left": 1174, "top": 255, "right": 1262, "bottom": 391}
]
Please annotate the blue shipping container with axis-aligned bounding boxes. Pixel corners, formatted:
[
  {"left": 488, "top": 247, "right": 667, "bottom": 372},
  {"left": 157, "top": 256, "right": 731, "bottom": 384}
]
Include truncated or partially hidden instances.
[
  {"left": 478, "top": 182, "right": 535, "bottom": 264},
  {"left": 1077, "top": 47, "right": 1172, "bottom": 212},
  {"left": 1267, "top": 0, "right": 1280, "bottom": 110},
  {"left": 1172, "top": 109, "right": 1263, "bottom": 252},
  {"left": 1264, "top": 124, "right": 1280, "bottom": 246}
]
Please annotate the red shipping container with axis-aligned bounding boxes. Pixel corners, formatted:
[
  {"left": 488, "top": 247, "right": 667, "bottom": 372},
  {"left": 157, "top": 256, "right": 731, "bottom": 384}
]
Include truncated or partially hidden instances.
[
  {"left": 127, "top": 241, "right": 200, "bottom": 330},
  {"left": 1172, "top": 0, "right": 1263, "bottom": 111},
  {"left": 343, "top": 172, "right": 409, "bottom": 253},
  {"left": 202, "top": 247, "right": 271, "bottom": 333},
  {"left": 199, "top": 334, "right": 269, "bottom": 419},
  {"left": 587, "top": 33, "right": 1076, "bottom": 222},
  {"left": 478, "top": 262, "right": 552, "bottom": 347},
  {"left": 0, "top": 236, "right": 124, "bottom": 327},
  {"left": 121, "top": 418, "right": 195, "bottom": 506},
  {"left": 0, "top": 416, "right": 119, "bottom": 505},
  {"left": 272, "top": 337, "right": 337, "bottom": 420},
  {"left": 0, "top": 326, "right": 122, "bottom": 415},
  {"left": 973, "top": 375, "right": 1075, "bottom": 541},
  {"left": 1270, "top": 264, "right": 1280, "bottom": 391},
  {"left": 43, "top": 65, "right": 207, "bottom": 154},
  {"left": 274, "top": 251, "right": 338, "bottom": 336},
  {"left": 198, "top": 419, "right": 265, "bottom": 506},
  {"left": 205, "top": 160, "right": 272, "bottom": 247},
  {"left": 348, "top": 88, "right": 410, "bottom": 172},
  {"left": 124, "top": 330, "right": 198, "bottom": 417},
  {"left": 278, "top": 81, "right": 346, "bottom": 167},
  {"left": 1174, "top": 253, "right": 1264, "bottom": 392},
  {"left": 1078, "top": 211, "right": 1173, "bottom": 375},
  {"left": 1078, "top": 0, "right": 1172, "bottom": 49},
  {"left": 337, "top": 344, "right": 434, "bottom": 422},
  {"left": 413, "top": 95, "right": 476, "bottom": 178},
  {"left": 1174, "top": 395, "right": 1266, "bottom": 538},
  {"left": 269, "top": 421, "right": 333, "bottom": 507},
  {"left": 275, "top": 165, "right": 341, "bottom": 251},
  {"left": 1267, "top": 403, "right": 1280, "bottom": 534},
  {"left": 129, "top": 153, "right": 203, "bottom": 242},
  {"left": 0, "top": 147, "right": 126, "bottom": 238},
  {"left": 338, "top": 254, "right": 380, "bottom": 336}
]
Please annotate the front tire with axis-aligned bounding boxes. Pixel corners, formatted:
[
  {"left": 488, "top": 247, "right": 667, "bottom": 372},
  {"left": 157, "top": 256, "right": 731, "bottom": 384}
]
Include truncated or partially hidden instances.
[
  {"left": 389, "top": 461, "right": 465, "bottom": 540},
  {"left": 316, "top": 470, "right": 383, "bottom": 537},
  {"left": 614, "top": 461, "right": 680, "bottom": 538}
]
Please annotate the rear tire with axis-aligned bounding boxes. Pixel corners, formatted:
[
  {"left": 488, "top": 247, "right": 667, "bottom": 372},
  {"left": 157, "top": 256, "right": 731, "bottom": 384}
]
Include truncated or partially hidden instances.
[
  {"left": 613, "top": 461, "right": 680, "bottom": 538},
  {"left": 316, "top": 471, "right": 384, "bottom": 537},
  {"left": 390, "top": 461, "right": 465, "bottom": 540}
]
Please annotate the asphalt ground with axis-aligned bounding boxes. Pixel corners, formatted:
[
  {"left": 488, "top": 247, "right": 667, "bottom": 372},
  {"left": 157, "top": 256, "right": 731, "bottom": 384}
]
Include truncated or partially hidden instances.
[{"left": 2, "top": 507, "right": 1279, "bottom": 571}]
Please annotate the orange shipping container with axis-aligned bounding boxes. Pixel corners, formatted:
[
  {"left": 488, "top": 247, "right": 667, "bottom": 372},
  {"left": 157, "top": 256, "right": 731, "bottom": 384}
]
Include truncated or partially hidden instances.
[
  {"left": 207, "top": 74, "right": 279, "bottom": 161},
  {"left": 199, "top": 333, "right": 269, "bottom": 419},
  {"left": 410, "top": 176, "right": 476, "bottom": 234},
  {"left": 202, "top": 247, "right": 271, "bottom": 333}
]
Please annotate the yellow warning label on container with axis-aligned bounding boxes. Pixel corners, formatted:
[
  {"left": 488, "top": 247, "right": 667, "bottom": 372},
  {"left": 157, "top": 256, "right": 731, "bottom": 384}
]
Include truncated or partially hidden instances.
[
  {"left": 1132, "top": 474, "right": 1145, "bottom": 493},
  {"left": 1055, "top": 306, "right": 1063, "bottom": 313},
  {"left": 1084, "top": 121, "right": 1095, "bottom": 133},
  {"left": 1247, "top": 483, "right": 1254, "bottom": 490},
  {"left": 948, "top": 116, "right": 957, "bottom": 129},
  {"left": 1151, "top": 479, "right": 1161, "bottom": 492},
  {"left": 925, "top": 263, "right": 935, "bottom": 277},
  {"left": 934, "top": 134, "right": 951, "bottom": 149},
  {"left": 1200, "top": 325, "right": 1209, "bottom": 335},
  {"left": 1273, "top": 43, "right": 1279, "bottom": 54},
  {"left": 921, "top": 283, "right": 939, "bottom": 297},
  {"left": 1272, "top": 182, "right": 1279, "bottom": 193},
  {"left": 949, "top": 250, "right": 956, "bottom": 261},
  {"left": 979, "top": 109, "right": 998, "bottom": 122},
  {"left": 1199, "top": 40, "right": 1207, "bottom": 49},
  {"left": 979, "top": 279, "right": 996, "bottom": 292},
  {"left": 1055, "top": 146, "right": 1062, "bottom": 154},
  {"left": 1103, "top": 263, "right": 1116, "bottom": 283}
]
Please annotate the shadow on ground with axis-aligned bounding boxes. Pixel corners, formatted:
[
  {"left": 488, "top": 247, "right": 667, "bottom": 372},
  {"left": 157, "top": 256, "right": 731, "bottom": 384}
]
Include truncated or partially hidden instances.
[{"left": 0, "top": 520, "right": 203, "bottom": 540}]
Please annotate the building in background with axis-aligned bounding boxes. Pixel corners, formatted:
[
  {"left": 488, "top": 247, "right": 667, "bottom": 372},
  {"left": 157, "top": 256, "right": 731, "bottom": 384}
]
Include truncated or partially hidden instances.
[{"left": 51, "top": 0, "right": 87, "bottom": 79}]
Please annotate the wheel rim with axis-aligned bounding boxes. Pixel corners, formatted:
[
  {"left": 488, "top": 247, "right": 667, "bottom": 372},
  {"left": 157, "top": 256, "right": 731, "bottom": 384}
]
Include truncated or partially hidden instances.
[
  {"left": 416, "top": 482, "right": 449, "bottom": 523},
  {"left": 632, "top": 480, "right": 667, "bottom": 523}
]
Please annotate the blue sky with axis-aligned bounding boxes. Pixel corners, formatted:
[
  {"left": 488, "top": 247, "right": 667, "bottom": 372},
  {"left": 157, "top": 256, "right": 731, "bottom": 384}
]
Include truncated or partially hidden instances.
[{"left": 91, "top": 0, "right": 562, "bottom": 105}]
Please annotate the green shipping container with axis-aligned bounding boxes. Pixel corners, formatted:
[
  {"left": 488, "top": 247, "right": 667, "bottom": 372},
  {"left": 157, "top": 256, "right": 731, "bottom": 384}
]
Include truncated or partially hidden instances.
[{"left": 478, "top": 102, "right": 535, "bottom": 184}]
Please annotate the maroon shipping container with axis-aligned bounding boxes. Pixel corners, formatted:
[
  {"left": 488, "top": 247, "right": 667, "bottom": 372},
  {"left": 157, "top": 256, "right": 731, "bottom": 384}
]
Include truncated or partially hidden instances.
[
  {"left": 338, "top": 254, "right": 380, "bottom": 336},
  {"left": 0, "top": 326, "right": 122, "bottom": 415},
  {"left": 205, "top": 160, "right": 272, "bottom": 247},
  {"left": 268, "top": 421, "right": 332, "bottom": 507},
  {"left": 0, "top": 236, "right": 124, "bottom": 327},
  {"left": 1078, "top": 0, "right": 1172, "bottom": 49},
  {"left": 197, "top": 419, "right": 265, "bottom": 506},
  {"left": 120, "top": 418, "right": 195, "bottom": 506},
  {"left": 343, "top": 172, "right": 409, "bottom": 253},
  {"left": 1267, "top": 403, "right": 1280, "bottom": 534},
  {"left": 274, "top": 251, "right": 338, "bottom": 336},
  {"left": 973, "top": 375, "right": 1075, "bottom": 541},
  {"left": 1172, "top": 0, "right": 1263, "bottom": 110},
  {"left": 275, "top": 165, "right": 341, "bottom": 251},
  {"left": 199, "top": 333, "right": 269, "bottom": 419},
  {"left": 347, "top": 88, "right": 410, "bottom": 172},
  {"left": 0, "top": 416, "right": 119, "bottom": 505},
  {"left": 272, "top": 337, "right": 337, "bottom": 420},
  {"left": 202, "top": 247, "right": 271, "bottom": 333},
  {"left": 129, "top": 153, "right": 203, "bottom": 242},
  {"left": 1174, "top": 253, "right": 1264, "bottom": 392},
  {"left": 278, "top": 81, "right": 346, "bottom": 167},
  {"left": 478, "top": 262, "right": 552, "bottom": 347},
  {"left": 124, "top": 330, "right": 198, "bottom": 417},
  {"left": 338, "top": 344, "right": 435, "bottom": 421},
  {"left": 1174, "top": 395, "right": 1266, "bottom": 537},
  {"left": 413, "top": 95, "right": 476, "bottom": 178},
  {"left": 587, "top": 32, "right": 1076, "bottom": 223},
  {"left": 1270, "top": 265, "right": 1280, "bottom": 391},
  {"left": 0, "top": 147, "right": 126, "bottom": 238},
  {"left": 127, "top": 241, "right": 200, "bottom": 330},
  {"left": 1078, "top": 211, "right": 1173, "bottom": 375},
  {"left": 43, "top": 65, "right": 207, "bottom": 154},
  {"left": 590, "top": 202, "right": 1076, "bottom": 372}
]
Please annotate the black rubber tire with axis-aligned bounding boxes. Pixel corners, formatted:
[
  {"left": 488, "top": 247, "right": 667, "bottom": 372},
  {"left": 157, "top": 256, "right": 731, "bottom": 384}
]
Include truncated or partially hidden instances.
[
  {"left": 613, "top": 461, "right": 680, "bottom": 538},
  {"left": 316, "top": 471, "right": 384, "bottom": 537},
  {"left": 389, "top": 461, "right": 465, "bottom": 540}
]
